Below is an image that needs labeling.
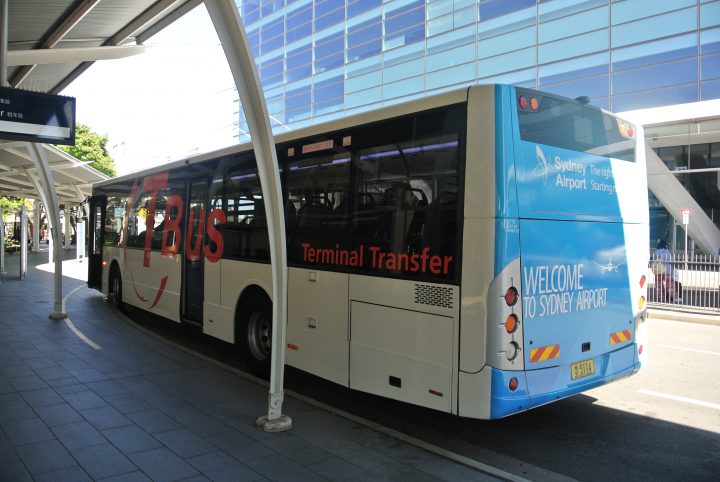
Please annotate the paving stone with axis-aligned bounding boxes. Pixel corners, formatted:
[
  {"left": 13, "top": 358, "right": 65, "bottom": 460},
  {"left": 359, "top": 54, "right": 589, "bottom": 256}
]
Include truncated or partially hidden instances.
[
  {"left": 246, "top": 453, "right": 324, "bottom": 482},
  {"left": 1, "top": 364, "right": 34, "bottom": 379},
  {"left": 0, "top": 399, "right": 36, "bottom": 424},
  {"left": 128, "top": 447, "right": 200, "bottom": 482},
  {"left": 365, "top": 461, "right": 443, "bottom": 482},
  {"left": 71, "top": 442, "right": 138, "bottom": 480},
  {"left": 34, "top": 402, "right": 84, "bottom": 427},
  {"left": 101, "top": 424, "right": 162, "bottom": 455},
  {"left": 1, "top": 417, "right": 54, "bottom": 446},
  {"left": 20, "top": 387, "right": 64, "bottom": 408},
  {"left": 0, "top": 458, "right": 33, "bottom": 481},
  {"left": 61, "top": 389, "right": 108, "bottom": 410},
  {"left": 96, "top": 470, "right": 152, "bottom": 482},
  {"left": 52, "top": 420, "right": 107, "bottom": 450},
  {"left": 9, "top": 374, "right": 49, "bottom": 391},
  {"left": 68, "top": 367, "right": 108, "bottom": 383},
  {"left": 96, "top": 471, "right": 152, "bottom": 482},
  {"left": 188, "top": 451, "right": 265, "bottom": 481},
  {"left": 33, "top": 465, "right": 93, "bottom": 482},
  {"left": 81, "top": 404, "right": 132, "bottom": 430},
  {"left": 174, "top": 411, "right": 233, "bottom": 438},
  {"left": 207, "top": 430, "right": 275, "bottom": 463},
  {"left": 23, "top": 356, "right": 57, "bottom": 369},
  {"left": 305, "top": 457, "right": 369, "bottom": 482},
  {"left": 16, "top": 439, "right": 77, "bottom": 476},
  {"left": 154, "top": 428, "right": 217, "bottom": 458},
  {"left": 103, "top": 392, "right": 153, "bottom": 414},
  {"left": 126, "top": 408, "right": 181, "bottom": 434}
]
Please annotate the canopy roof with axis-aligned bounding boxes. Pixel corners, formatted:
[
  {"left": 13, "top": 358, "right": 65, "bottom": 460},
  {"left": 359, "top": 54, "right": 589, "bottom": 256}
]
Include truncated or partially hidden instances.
[
  {"left": 1, "top": 0, "right": 202, "bottom": 204},
  {"left": 8, "top": 0, "right": 201, "bottom": 94},
  {"left": 0, "top": 140, "right": 108, "bottom": 204}
]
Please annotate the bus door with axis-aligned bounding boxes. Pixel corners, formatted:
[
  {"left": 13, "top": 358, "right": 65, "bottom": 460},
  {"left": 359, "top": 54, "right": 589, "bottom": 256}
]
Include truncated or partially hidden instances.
[
  {"left": 87, "top": 195, "right": 106, "bottom": 290},
  {"left": 183, "top": 179, "right": 207, "bottom": 324}
]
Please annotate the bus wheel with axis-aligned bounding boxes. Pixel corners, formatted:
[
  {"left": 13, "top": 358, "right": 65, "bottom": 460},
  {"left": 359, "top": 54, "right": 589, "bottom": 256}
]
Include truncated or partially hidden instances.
[
  {"left": 110, "top": 269, "right": 125, "bottom": 312},
  {"left": 237, "top": 292, "right": 272, "bottom": 378}
]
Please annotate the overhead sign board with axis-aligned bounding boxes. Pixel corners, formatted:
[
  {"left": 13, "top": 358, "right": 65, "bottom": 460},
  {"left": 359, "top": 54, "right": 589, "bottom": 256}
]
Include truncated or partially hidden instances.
[{"left": 0, "top": 86, "right": 76, "bottom": 145}]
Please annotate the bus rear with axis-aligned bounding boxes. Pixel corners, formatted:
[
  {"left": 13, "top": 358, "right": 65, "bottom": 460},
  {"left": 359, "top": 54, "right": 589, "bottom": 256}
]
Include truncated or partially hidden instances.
[{"left": 485, "top": 85, "right": 649, "bottom": 418}]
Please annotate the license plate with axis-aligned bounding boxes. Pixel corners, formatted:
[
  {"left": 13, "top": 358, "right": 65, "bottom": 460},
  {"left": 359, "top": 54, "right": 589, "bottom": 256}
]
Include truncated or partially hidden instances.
[{"left": 571, "top": 359, "right": 595, "bottom": 380}]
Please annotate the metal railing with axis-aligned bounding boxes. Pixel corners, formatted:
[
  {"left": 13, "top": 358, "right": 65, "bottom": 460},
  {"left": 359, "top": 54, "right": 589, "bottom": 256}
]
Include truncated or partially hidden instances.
[{"left": 648, "top": 252, "right": 720, "bottom": 312}]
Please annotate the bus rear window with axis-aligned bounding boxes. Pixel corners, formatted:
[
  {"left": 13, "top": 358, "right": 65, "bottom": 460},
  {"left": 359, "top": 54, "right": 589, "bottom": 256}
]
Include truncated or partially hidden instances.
[{"left": 516, "top": 88, "right": 636, "bottom": 162}]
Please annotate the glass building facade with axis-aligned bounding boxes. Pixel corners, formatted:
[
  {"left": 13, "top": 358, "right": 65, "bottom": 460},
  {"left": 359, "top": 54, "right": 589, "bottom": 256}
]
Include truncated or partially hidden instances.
[
  {"left": 234, "top": 0, "right": 720, "bottom": 253},
  {"left": 234, "top": 0, "right": 720, "bottom": 138}
]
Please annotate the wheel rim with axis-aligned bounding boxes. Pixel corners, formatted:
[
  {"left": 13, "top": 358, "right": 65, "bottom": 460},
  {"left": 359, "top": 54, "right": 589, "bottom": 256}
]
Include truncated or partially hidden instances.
[{"left": 246, "top": 309, "right": 271, "bottom": 361}]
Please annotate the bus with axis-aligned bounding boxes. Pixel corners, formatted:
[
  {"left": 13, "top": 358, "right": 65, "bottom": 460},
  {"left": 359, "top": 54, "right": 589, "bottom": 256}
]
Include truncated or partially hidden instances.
[{"left": 87, "top": 84, "right": 648, "bottom": 419}]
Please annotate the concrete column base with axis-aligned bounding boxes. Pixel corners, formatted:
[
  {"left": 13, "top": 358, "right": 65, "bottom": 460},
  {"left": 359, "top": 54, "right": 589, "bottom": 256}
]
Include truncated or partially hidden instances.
[{"left": 256, "top": 415, "right": 292, "bottom": 432}]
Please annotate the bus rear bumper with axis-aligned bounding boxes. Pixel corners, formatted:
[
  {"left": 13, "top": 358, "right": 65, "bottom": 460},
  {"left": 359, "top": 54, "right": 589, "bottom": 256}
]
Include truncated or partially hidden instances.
[{"left": 489, "top": 343, "right": 640, "bottom": 419}]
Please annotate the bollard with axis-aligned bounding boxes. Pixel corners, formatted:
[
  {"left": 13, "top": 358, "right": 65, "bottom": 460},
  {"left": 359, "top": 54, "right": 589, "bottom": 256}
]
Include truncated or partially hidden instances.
[
  {"left": 20, "top": 205, "right": 27, "bottom": 280},
  {"left": 0, "top": 217, "right": 6, "bottom": 275}
]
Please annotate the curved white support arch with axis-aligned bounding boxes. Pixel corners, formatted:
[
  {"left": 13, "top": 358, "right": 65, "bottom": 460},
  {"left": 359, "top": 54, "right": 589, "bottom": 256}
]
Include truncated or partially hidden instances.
[
  {"left": 204, "top": 0, "right": 291, "bottom": 431},
  {"left": 26, "top": 142, "right": 66, "bottom": 320}
]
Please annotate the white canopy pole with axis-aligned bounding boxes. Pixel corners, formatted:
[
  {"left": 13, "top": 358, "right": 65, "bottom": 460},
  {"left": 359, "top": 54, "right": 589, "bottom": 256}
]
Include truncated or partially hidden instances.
[
  {"left": 204, "top": 0, "right": 291, "bottom": 432},
  {"left": 32, "top": 202, "right": 40, "bottom": 252},
  {"left": 26, "top": 142, "right": 66, "bottom": 320},
  {"left": 0, "top": 0, "right": 7, "bottom": 276}
]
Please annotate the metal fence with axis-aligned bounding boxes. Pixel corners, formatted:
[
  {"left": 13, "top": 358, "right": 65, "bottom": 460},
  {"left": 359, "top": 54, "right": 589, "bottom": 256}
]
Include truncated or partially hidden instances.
[{"left": 648, "top": 252, "right": 720, "bottom": 312}]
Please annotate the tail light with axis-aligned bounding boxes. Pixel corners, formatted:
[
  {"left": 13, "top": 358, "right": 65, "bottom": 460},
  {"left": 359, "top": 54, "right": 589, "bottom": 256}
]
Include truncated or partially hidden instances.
[
  {"left": 505, "top": 314, "right": 519, "bottom": 334},
  {"left": 639, "top": 275, "right": 646, "bottom": 289},
  {"left": 518, "top": 95, "right": 539, "bottom": 111},
  {"left": 506, "top": 341, "right": 520, "bottom": 361},
  {"left": 504, "top": 287, "right": 519, "bottom": 306},
  {"left": 509, "top": 377, "right": 519, "bottom": 391}
]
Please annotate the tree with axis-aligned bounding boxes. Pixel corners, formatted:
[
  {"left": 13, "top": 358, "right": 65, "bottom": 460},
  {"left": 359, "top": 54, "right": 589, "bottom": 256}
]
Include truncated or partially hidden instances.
[{"left": 58, "top": 123, "right": 117, "bottom": 177}]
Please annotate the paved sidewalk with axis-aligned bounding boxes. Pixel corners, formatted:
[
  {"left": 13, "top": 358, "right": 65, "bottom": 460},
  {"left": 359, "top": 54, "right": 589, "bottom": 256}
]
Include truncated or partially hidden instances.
[
  {"left": 648, "top": 307, "right": 720, "bottom": 326},
  {"left": 0, "top": 250, "right": 495, "bottom": 482}
]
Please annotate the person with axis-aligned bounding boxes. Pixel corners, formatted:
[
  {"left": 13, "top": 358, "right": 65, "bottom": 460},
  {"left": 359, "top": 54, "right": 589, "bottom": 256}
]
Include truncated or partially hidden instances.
[{"left": 654, "top": 240, "right": 677, "bottom": 302}]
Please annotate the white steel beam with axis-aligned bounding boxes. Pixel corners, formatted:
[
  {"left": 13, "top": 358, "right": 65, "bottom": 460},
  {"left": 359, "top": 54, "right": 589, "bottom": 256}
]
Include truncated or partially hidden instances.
[
  {"left": 204, "top": 0, "right": 291, "bottom": 432},
  {"left": 33, "top": 203, "right": 40, "bottom": 253},
  {"left": 26, "top": 142, "right": 66, "bottom": 319},
  {"left": 64, "top": 205, "right": 71, "bottom": 250},
  {"left": 8, "top": 45, "right": 145, "bottom": 66}
]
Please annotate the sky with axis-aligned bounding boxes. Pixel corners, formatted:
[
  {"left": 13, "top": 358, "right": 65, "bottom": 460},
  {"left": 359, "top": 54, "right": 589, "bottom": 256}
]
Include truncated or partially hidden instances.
[{"left": 61, "top": 4, "right": 237, "bottom": 176}]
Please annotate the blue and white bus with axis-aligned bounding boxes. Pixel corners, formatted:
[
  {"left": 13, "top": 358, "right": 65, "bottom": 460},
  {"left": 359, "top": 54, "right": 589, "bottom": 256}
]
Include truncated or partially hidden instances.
[{"left": 87, "top": 84, "right": 648, "bottom": 419}]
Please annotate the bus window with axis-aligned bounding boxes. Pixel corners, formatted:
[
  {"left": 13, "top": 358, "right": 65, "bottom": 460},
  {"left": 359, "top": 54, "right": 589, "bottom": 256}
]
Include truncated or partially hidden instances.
[
  {"left": 104, "top": 195, "right": 123, "bottom": 246},
  {"left": 286, "top": 140, "right": 352, "bottom": 265},
  {"left": 350, "top": 108, "right": 462, "bottom": 282},
  {"left": 516, "top": 88, "right": 636, "bottom": 162},
  {"left": 212, "top": 153, "right": 270, "bottom": 261}
]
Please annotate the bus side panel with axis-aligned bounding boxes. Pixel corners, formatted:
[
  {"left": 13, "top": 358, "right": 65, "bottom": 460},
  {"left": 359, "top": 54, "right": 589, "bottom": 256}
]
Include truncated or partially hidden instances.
[
  {"left": 122, "top": 249, "right": 182, "bottom": 322},
  {"left": 457, "top": 367, "right": 493, "bottom": 419},
  {"left": 214, "top": 259, "right": 272, "bottom": 343},
  {"left": 286, "top": 267, "right": 349, "bottom": 386},
  {"left": 349, "top": 275, "right": 458, "bottom": 413},
  {"left": 203, "top": 258, "right": 233, "bottom": 342}
]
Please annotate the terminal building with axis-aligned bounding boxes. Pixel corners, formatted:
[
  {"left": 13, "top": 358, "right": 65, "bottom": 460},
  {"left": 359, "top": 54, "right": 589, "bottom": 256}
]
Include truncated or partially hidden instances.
[{"left": 235, "top": 0, "right": 720, "bottom": 253}]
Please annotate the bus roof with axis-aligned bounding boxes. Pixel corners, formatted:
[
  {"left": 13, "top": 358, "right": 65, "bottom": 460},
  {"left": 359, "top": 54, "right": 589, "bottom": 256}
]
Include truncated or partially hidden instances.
[{"left": 93, "top": 87, "right": 470, "bottom": 187}]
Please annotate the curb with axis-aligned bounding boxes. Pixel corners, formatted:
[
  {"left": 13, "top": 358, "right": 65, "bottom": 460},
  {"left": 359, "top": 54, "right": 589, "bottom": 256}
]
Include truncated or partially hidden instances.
[{"left": 648, "top": 308, "right": 720, "bottom": 326}]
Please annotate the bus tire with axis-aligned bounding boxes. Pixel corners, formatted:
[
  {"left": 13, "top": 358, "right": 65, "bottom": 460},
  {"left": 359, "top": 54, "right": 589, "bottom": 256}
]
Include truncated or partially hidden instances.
[
  {"left": 109, "top": 266, "right": 125, "bottom": 312},
  {"left": 236, "top": 291, "right": 272, "bottom": 378}
]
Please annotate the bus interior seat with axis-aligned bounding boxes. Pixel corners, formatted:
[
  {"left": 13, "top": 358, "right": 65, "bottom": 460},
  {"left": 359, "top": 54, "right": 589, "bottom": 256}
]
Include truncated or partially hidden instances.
[{"left": 297, "top": 194, "right": 333, "bottom": 227}]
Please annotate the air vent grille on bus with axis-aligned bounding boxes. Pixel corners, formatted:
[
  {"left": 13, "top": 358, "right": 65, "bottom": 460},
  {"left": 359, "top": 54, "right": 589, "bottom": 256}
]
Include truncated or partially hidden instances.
[{"left": 414, "top": 284, "right": 453, "bottom": 309}]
